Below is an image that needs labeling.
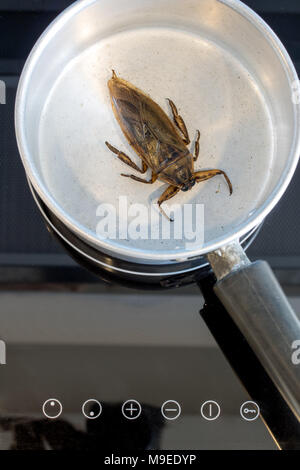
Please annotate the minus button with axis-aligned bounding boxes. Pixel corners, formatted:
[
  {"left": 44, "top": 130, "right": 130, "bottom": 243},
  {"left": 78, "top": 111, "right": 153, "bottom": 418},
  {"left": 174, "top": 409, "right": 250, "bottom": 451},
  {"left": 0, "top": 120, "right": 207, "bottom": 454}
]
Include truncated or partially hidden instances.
[{"left": 161, "top": 400, "right": 181, "bottom": 420}]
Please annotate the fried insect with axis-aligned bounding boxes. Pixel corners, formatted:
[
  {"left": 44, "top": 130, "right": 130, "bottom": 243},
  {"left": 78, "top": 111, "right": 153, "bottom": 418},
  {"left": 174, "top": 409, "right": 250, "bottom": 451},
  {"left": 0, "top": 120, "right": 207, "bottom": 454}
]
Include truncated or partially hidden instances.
[{"left": 105, "top": 70, "right": 232, "bottom": 221}]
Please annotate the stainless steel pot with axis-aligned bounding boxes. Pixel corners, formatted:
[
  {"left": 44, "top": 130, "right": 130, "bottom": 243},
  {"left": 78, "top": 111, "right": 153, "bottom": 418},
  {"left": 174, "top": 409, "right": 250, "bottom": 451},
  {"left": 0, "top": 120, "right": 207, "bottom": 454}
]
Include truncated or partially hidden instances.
[
  {"left": 15, "top": 0, "right": 300, "bottom": 421},
  {"left": 28, "top": 180, "right": 262, "bottom": 286}
]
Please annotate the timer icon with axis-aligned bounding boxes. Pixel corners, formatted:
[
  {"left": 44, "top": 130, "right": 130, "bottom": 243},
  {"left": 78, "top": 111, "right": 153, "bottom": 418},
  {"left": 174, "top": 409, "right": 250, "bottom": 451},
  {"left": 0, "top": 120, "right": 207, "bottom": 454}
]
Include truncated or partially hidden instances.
[
  {"left": 82, "top": 399, "right": 102, "bottom": 419},
  {"left": 42, "top": 399, "right": 63, "bottom": 419}
]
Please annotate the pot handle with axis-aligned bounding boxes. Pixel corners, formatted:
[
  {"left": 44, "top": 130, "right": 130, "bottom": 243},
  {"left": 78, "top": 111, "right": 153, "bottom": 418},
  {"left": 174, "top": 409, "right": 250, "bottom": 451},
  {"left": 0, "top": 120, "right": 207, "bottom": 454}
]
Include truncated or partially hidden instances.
[{"left": 208, "top": 243, "right": 300, "bottom": 421}]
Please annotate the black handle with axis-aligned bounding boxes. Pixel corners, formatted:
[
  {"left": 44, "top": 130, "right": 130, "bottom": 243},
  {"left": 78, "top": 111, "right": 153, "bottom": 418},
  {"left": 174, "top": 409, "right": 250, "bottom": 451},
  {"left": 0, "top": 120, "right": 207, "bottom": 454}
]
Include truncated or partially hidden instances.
[
  {"left": 213, "top": 260, "right": 300, "bottom": 421},
  {"left": 198, "top": 273, "right": 300, "bottom": 450}
]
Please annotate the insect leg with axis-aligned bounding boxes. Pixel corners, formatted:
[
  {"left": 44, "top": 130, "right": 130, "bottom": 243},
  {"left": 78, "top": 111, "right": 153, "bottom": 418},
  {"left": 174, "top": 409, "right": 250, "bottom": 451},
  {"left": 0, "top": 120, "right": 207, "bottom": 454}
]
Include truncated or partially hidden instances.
[
  {"left": 167, "top": 99, "right": 190, "bottom": 145},
  {"left": 157, "top": 185, "right": 181, "bottom": 222},
  {"left": 193, "top": 130, "right": 201, "bottom": 162},
  {"left": 194, "top": 169, "right": 233, "bottom": 195},
  {"left": 121, "top": 173, "right": 157, "bottom": 184},
  {"left": 105, "top": 141, "right": 147, "bottom": 173}
]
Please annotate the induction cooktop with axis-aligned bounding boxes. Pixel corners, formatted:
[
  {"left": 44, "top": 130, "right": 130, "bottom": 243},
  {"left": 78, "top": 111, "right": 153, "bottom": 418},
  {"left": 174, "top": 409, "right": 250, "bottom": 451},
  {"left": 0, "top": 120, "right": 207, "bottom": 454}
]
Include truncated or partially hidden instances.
[{"left": 0, "top": 0, "right": 299, "bottom": 454}]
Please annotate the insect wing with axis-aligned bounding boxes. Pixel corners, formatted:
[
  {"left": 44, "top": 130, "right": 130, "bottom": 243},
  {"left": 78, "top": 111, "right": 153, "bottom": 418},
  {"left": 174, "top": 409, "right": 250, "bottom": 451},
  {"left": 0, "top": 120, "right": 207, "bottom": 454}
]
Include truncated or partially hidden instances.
[{"left": 108, "top": 76, "right": 187, "bottom": 172}]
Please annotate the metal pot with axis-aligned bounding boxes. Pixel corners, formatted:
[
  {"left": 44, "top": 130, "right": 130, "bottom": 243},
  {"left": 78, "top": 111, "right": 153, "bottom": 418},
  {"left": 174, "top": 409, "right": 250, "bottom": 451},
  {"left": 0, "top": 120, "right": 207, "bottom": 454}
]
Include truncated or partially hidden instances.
[{"left": 28, "top": 180, "right": 261, "bottom": 287}]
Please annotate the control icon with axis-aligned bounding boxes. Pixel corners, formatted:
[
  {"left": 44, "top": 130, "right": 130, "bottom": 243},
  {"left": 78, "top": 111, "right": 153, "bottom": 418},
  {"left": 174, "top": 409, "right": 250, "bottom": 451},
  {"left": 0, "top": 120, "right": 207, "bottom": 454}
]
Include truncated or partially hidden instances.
[
  {"left": 240, "top": 401, "right": 260, "bottom": 421},
  {"left": 200, "top": 400, "right": 221, "bottom": 421},
  {"left": 122, "top": 400, "right": 142, "bottom": 420},
  {"left": 161, "top": 400, "right": 181, "bottom": 420},
  {"left": 82, "top": 399, "right": 102, "bottom": 419},
  {"left": 42, "top": 399, "right": 63, "bottom": 419}
]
